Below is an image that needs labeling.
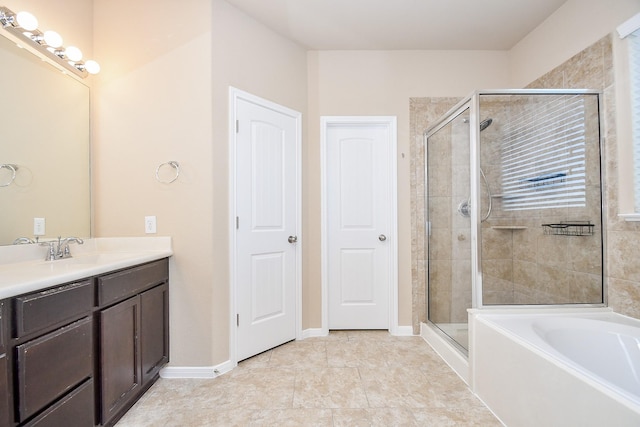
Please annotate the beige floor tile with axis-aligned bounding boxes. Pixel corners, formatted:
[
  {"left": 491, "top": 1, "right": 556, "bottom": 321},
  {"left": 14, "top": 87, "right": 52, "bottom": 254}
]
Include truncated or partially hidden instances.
[
  {"left": 293, "top": 367, "right": 369, "bottom": 409},
  {"left": 116, "top": 331, "right": 500, "bottom": 426},
  {"left": 268, "top": 340, "right": 328, "bottom": 369},
  {"left": 325, "top": 340, "right": 388, "bottom": 368},
  {"left": 359, "top": 366, "right": 435, "bottom": 408},
  {"left": 412, "top": 405, "right": 503, "bottom": 426},
  {"left": 332, "top": 408, "right": 420, "bottom": 426}
]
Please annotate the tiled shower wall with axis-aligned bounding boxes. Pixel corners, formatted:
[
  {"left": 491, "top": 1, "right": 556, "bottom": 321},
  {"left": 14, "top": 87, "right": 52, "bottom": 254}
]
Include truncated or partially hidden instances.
[
  {"left": 479, "top": 94, "right": 602, "bottom": 306},
  {"left": 410, "top": 35, "right": 640, "bottom": 334}
]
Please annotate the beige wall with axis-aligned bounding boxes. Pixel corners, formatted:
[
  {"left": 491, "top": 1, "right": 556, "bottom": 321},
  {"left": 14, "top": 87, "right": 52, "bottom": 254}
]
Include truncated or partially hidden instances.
[
  {"left": 92, "top": 0, "right": 307, "bottom": 367},
  {"left": 210, "top": 0, "right": 308, "bottom": 357},
  {"left": 306, "top": 50, "right": 511, "bottom": 327},
  {"left": 508, "top": 0, "right": 640, "bottom": 88},
  {"left": 11, "top": 0, "right": 640, "bottom": 368},
  {"left": 509, "top": 0, "right": 640, "bottom": 318}
]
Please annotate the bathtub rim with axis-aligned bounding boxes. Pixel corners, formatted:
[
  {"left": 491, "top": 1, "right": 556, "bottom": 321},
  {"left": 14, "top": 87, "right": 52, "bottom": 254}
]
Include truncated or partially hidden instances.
[{"left": 469, "top": 307, "right": 640, "bottom": 415}]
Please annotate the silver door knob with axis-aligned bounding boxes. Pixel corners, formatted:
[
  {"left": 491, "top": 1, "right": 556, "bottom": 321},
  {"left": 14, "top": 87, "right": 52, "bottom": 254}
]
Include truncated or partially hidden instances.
[
  {"left": 288, "top": 235, "right": 298, "bottom": 244},
  {"left": 378, "top": 234, "right": 387, "bottom": 242}
]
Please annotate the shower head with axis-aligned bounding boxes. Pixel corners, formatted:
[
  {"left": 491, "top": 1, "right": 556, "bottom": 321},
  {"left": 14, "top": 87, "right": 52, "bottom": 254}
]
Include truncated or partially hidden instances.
[{"left": 480, "top": 118, "right": 493, "bottom": 132}]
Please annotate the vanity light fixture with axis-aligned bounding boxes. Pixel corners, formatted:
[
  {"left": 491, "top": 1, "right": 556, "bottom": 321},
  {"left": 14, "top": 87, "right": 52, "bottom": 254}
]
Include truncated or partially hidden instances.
[{"left": 0, "top": 6, "right": 99, "bottom": 78}]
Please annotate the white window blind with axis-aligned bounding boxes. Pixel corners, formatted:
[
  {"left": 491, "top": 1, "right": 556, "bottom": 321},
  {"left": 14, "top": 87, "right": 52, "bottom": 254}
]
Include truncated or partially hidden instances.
[
  {"left": 629, "top": 29, "right": 640, "bottom": 212},
  {"left": 500, "top": 95, "right": 586, "bottom": 211}
]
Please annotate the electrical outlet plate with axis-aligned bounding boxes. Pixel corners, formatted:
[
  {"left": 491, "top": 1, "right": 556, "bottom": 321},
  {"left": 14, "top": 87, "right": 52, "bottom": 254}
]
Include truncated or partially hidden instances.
[
  {"left": 145, "top": 216, "right": 157, "bottom": 234},
  {"left": 34, "top": 217, "right": 45, "bottom": 236}
]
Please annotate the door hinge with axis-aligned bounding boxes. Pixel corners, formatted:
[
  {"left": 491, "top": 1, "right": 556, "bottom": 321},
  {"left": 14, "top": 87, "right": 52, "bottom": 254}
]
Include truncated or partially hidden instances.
[
  {"left": 236, "top": 216, "right": 239, "bottom": 229},
  {"left": 236, "top": 120, "right": 239, "bottom": 133},
  {"left": 236, "top": 314, "right": 240, "bottom": 327}
]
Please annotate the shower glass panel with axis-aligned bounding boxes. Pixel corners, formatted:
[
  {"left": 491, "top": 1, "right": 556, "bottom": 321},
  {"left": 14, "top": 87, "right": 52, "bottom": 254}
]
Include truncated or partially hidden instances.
[
  {"left": 424, "top": 90, "right": 604, "bottom": 357},
  {"left": 426, "top": 107, "right": 472, "bottom": 353},
  {"left": 478, "top": 93, "right": 603, "bottom": 305}
]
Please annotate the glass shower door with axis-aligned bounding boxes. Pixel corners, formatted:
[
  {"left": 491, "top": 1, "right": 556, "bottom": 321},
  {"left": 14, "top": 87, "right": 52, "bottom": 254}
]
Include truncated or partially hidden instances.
[{"left": 426, "top": 108, "right": 472, "bottom": 353}]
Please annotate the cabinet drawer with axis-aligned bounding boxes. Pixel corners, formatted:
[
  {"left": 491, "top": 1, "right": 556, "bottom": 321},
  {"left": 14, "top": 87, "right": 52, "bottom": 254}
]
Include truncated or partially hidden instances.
[
  {"left": 16, "top": 317, "right": 93, "bottom": 421},
  {"left": 98, "top": 259, "right": 168, "bottom": 306},
  {"left": 24, "top": 379, "right": 94, "bottom": 427},
  {"left": 14, "top": 280, "right": 93, "bottom": 337}
]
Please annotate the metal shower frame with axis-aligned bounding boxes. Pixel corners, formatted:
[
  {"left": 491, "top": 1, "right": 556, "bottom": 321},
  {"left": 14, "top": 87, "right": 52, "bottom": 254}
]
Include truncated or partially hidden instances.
[{"left": 424, "top": 88, "right": 607, "bottom": 316}]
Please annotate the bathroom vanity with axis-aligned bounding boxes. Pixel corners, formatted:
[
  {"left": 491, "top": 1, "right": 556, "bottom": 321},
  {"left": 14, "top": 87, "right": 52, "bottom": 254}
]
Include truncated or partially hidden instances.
[{"left": 0, "top": 238, "right": 172, "bottom": 427}]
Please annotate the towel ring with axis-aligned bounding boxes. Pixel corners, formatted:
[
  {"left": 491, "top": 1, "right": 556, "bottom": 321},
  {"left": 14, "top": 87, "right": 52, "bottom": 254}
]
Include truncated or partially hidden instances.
[
  {"left": 0, "top": 164, "right": 17, "bottom": 187},
  {"left": 155, "top": 161, "right": 180, "bottom": 184}
]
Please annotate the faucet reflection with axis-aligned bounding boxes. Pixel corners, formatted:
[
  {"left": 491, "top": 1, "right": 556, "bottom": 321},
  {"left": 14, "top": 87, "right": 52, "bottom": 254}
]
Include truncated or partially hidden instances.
[{"left": 12, "top": 237, "right": 35, "bottom": 244}]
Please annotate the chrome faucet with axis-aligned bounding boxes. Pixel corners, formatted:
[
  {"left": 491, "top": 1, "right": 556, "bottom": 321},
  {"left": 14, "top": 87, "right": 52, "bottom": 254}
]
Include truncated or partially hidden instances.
[
  {"left": 12, "top": 237, "right": 35, "bottom": 244},
  {"left": 40, "top": 236, "right": 84, "bottom": 261}
]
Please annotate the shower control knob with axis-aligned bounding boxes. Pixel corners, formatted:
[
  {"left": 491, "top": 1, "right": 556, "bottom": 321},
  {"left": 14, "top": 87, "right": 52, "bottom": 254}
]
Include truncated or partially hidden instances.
[{"left": 378, "top": 234, "right": 387, "bottom": 242}]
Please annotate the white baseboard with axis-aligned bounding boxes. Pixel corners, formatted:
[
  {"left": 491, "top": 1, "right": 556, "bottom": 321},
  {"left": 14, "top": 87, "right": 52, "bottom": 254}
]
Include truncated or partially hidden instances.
[
  {"left": 160, "top": 360, "right": 234, "bottom": 379},
  {"left": 300, "top": 328, "right": 328, "bottom": 339},
  {"left": 392, "top": 325, "right": 415, "bottom": 336}
]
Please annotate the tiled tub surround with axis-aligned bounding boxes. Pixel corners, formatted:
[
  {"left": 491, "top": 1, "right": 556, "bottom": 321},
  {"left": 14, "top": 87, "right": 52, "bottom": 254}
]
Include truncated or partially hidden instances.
[
  {"left": 0, "top": 237, "right": 173, "bottom": 299},
  {"left": 116, "top": 331, "right": 500, "bottom": 426},
  {"left": 410, "top": 34, "right": 640, "bottom": 332}
]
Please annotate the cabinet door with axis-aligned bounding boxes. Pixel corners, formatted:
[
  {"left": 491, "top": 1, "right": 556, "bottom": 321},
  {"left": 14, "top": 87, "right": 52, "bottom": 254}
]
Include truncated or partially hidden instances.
[
  {"left": 140, "top": 283, "right": 169, "bottom": 385},
  {"left": 0, "top": 354, "right": 9, "bottom": 427},
  {"left": 100, "top": 296, "right": 141, "bottom": 425}
]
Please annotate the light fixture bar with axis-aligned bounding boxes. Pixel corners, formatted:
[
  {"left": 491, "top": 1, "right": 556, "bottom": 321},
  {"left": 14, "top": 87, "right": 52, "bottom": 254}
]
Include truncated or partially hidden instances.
[{"left": 0, "top": 6, "right": 98, "bottom": 78}]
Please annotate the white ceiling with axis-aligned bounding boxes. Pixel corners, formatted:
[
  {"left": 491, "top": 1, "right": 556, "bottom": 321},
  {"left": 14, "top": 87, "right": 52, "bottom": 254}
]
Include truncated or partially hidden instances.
[{"left": 224, "top": 0, "right": 568, "bottom": 50}]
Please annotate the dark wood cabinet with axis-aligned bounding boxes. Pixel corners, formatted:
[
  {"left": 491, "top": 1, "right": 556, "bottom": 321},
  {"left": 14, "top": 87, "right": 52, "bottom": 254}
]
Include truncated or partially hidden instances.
[
  {"left": 3, "top": 257, "right": 169, "bottom": 427},
  {"left": 0, "top": 353, "right": 10, "bottom": 427},
  {"left": 140, "top": 283, "right": 169, "bottom": 386},
  {"left": 1, "top": 300, "right": 10, "bottom": 427},
  {"left": 98, "top": 259, "right": 169, "bottom": 426},
  {"left": 99, "top": 296, "right": 141, "bottom": 425}
]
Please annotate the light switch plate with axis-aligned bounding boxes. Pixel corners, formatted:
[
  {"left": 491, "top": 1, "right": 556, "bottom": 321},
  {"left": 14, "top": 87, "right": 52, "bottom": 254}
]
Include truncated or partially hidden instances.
[
  {"left": 34, "top": 217, "right": 45, "bottom": 236},
  {"left": 145, "top": 216, "right": 157, "bottom": 234}
]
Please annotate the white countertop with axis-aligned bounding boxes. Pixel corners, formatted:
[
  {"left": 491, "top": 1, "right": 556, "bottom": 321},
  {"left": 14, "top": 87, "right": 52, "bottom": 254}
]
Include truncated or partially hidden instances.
[{"left": 0, "top": 237, "right": 173, "bottom": 299}]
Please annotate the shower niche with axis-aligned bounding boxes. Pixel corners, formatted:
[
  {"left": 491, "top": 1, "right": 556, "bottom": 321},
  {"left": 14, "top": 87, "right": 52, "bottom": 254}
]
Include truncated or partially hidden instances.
[{"left": 424, "top": 90, "right": 604, "bottom": 353}]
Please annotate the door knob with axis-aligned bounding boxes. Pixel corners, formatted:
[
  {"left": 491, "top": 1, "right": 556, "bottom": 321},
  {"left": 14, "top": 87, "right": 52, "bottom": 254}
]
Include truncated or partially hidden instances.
[
  {"left": 378, "top": 234, "right": 387, "bottom": 242},
  {"left": 288, "top": 235, "right": 298, "bottom": 244}
]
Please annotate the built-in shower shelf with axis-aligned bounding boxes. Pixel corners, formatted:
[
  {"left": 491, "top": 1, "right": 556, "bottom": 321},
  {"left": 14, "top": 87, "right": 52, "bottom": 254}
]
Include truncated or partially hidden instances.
[{"left": 491, "top": 225, "right": 528, "bottom": 230}]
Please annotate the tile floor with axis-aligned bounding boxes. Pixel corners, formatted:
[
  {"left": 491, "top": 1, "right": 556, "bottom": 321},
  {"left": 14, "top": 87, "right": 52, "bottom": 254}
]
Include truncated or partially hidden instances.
[{"left": 116, "top": 331, "right": 501, "bottom": 426}]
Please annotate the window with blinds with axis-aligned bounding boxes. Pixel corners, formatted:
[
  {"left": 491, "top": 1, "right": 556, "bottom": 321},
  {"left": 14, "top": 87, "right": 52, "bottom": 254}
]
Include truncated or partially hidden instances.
[
  {"left": 500, "top": 95, "right": 587, "bottom": 211},
  {"left": 630, "top": 29, "right": 640, "bottom": 212}
]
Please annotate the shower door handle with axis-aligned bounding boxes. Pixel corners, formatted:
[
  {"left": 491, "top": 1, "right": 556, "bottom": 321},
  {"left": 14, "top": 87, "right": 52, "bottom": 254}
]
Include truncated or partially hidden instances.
[{"left": 378, "top": 234, "right": 387, "bottom": 242}]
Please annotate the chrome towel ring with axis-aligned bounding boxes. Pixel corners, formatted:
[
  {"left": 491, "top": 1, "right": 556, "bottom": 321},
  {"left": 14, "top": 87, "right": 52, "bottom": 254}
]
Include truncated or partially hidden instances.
[
  {"left": 0, "top": 164, "right": 17, "bottom": 187},
  {"left": 155, "top": 161, "right": 180, "bottom": 184}
]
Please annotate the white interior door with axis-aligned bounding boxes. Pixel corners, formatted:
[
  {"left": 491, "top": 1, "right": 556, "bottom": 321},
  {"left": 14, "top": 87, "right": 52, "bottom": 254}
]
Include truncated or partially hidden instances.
[
  {"left": 324, "top": 118, "right": 397, "bottom": 330},
  {"left": 233, "top": 91, "right": 300, "bottom": 361}
]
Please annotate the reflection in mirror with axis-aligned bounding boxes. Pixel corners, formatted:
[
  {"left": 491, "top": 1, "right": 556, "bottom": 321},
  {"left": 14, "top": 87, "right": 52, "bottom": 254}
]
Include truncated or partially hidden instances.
[{"left": 0, "top": 32, "right": 90, "bottom": 245}]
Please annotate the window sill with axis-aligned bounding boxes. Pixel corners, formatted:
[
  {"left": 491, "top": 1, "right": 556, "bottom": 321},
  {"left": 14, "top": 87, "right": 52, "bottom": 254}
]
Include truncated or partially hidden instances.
[{"left": 618, "top": 213, "right": 640, "bottom": 222}]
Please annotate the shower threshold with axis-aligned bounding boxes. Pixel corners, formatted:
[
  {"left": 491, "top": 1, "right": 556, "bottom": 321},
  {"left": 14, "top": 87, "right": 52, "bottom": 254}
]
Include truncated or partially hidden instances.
[{"left": 421, "top": 321, "right": 469, "bottom": 384}]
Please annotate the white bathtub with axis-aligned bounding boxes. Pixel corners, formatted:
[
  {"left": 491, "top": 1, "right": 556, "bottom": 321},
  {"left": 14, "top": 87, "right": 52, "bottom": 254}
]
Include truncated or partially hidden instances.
[{"left": 470, "top": 309, "right": 640, "bottom": 427}]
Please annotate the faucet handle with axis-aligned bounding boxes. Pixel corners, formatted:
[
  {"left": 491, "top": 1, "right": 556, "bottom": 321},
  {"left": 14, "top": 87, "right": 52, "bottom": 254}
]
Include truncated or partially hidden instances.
[{"left": 39, "top": 241, "right": 56, "bottom": 261}]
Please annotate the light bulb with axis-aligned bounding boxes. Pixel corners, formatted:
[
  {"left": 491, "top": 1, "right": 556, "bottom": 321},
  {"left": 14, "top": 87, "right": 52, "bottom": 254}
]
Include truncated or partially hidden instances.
[
  {"left": 16, "top": 11, "right": 38, "bottom": 31},
  {"left": 84, "top": 60, "right": 100, "bottom": 74},
  {"left": 65, "top": 46, "right": 82, "bottom": 62},
  {"left": 43, "top": 30, "right": 63, "bottom": 48}
]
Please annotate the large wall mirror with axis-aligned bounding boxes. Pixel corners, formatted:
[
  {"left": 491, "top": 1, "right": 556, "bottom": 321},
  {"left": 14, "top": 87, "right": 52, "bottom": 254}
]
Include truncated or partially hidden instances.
[{"left": 0, "top": 32, "right": 90, "bottom": 245}]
